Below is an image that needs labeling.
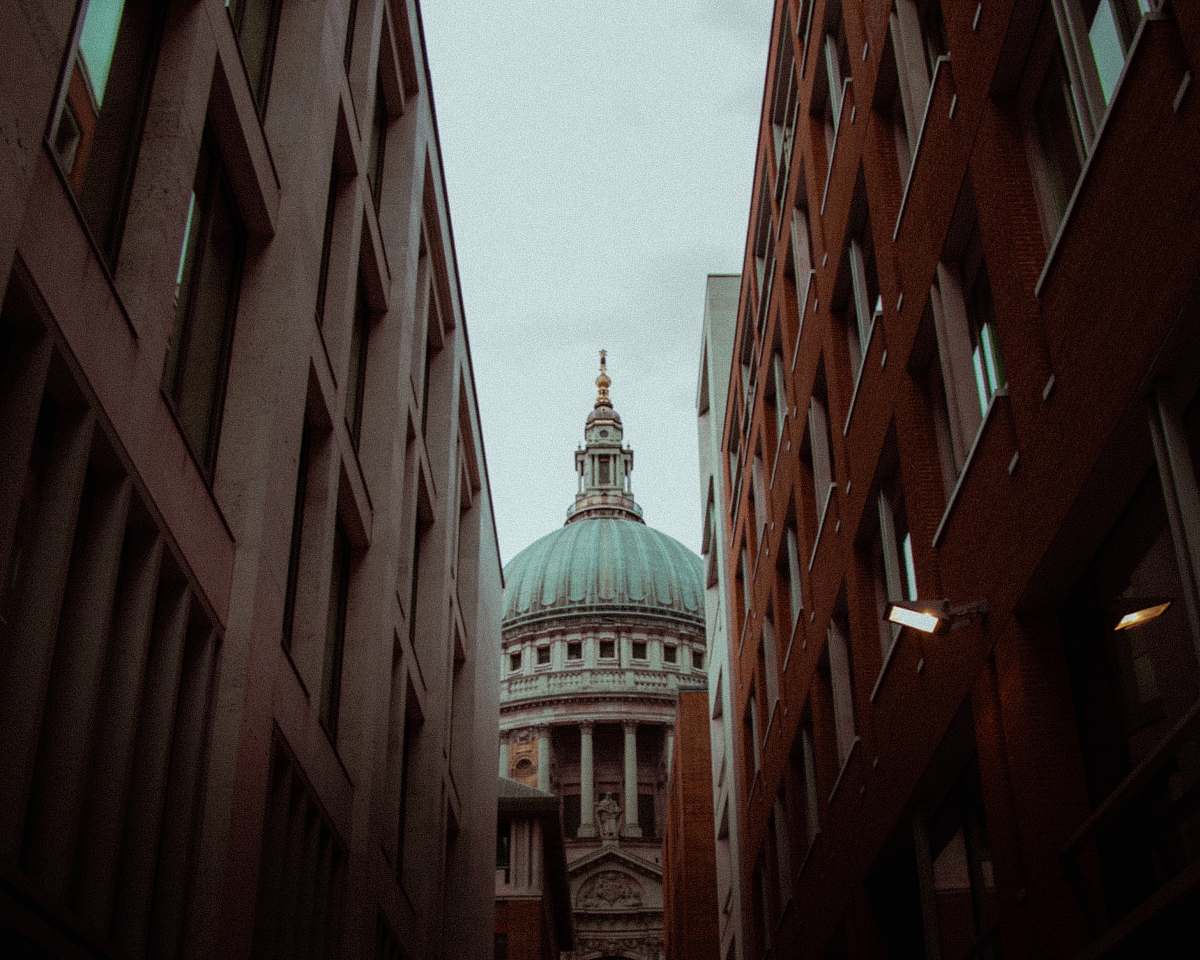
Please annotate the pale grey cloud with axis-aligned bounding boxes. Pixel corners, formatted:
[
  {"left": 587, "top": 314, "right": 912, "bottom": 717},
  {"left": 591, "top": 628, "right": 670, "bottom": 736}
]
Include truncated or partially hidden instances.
[{"left": 422, "top": 0, "right": 770, "bottom": 565}]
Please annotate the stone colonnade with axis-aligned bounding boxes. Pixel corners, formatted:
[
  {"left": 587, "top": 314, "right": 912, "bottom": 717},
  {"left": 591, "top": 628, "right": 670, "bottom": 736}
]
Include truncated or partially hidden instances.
[{"left": 500, "top": 720, "right": 675, "bottom": 838}]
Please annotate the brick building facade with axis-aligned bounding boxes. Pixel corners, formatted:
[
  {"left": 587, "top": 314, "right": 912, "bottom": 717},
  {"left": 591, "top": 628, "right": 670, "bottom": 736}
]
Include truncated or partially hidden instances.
[
  {"left": 662, "top": 686, "right": 720, "bottom": 960},
  {"left": 720, "top": 1, "right": 1200, "bottom": 957},
  {"left": 0, "top": 1, "right": 501, "bottom": 957}
]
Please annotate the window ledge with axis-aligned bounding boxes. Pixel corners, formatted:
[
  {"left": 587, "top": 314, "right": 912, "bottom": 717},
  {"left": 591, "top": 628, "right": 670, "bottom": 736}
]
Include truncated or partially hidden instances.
[
  {"left": 808, "top": 483, "right": 838, "bottom": 571},
  {"left": 764, "top": 697, "right": 781, "bottom": 748},
  {"left": 842, "top": 316, "right": 879, "bottom": 437},
  {"left": 796, "top": 830, "right": 820, "bottom": 882},
  {"left": 1034, "top": 14, "right": 1164, "bottom": 299},
  {"left": 828, "top": 736, "right": 861, "bottom": 805},
  {"left": 749, "top": 766, "right": 763, "bottom": 804},
  {"left": 770, "top": 417, "right": 789, "bottom": 489},
  {"left": 893, "top": 55, "right": 952, "bottom": 242},
  {"left": 869, "top": 628, "right": 904, "bottom": 703},
  {"left": 781, "top": 630, "right": 798, "bottom": 675},
  {"left": 42, "top": 141, "right": 138, "bottom": 339},
  {"left": 820, "top": 78, "right": 854, "bottom": 216},
  {"left": 791, "top": 270, "right": 817, "bottom": 373},
  {"left": 932, "top": 387, "right": 1009, "bottom": 547}
]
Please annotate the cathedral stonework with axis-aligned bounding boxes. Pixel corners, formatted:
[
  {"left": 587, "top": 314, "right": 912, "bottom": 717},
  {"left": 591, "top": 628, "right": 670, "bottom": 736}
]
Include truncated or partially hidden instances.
[{"left": 499, "top": 355, "right": 705, "bottom": 960}]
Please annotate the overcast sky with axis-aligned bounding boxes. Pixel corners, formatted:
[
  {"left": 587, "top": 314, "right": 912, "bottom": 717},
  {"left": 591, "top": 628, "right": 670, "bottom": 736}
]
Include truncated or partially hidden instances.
[{"left": 421, "top": 2, "right": 771, "bottom": 567}]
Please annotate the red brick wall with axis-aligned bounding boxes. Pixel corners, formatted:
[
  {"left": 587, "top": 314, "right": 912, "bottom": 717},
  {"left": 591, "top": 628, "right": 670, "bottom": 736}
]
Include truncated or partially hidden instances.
[
  {"left": 723, "top": 2, "right": 1200, "bottom": 957},
  {"left": 663, "top": 690, "right": 720, "bottom": 960},
  {"left": 495, "top": 897, "right": 558, "bottom": 960}
]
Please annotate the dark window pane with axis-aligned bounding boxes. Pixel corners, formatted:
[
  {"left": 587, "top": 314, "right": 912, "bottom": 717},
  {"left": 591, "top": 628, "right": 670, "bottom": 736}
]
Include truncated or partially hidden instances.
[
  {"left": 346, "top": 277, "right": 370, "bottom": 447},
  {"left": 562, "top": 795, "right": 581, "bottom": 837},
  {"left": 638, "top": 793, "right": 656, "bottom": 838},
  {"left": 1033, "top": 53, "right": 1085, "bottom": 233},
  {"left": 165, "top": 132, "right": 243, "bottom": 471},
  {"left": 230, "top": 0, "right": 282, "bottom": 115},
  {"left": 1065, "top": 464, "right": 1200, "bottom": 924},
  {"left": 921, "top": 0, "right": 949, "bottom": 74},
  {"left": 343, "top": 0, "right": 358, "bottom": 73},
  {"left": 367, "top": 81, "right": 388, "bottom": 208},
  {"left": 320, "top": 524, "right": 351, "bottom": 738},
  {"left": 281, "top": 423, "right": 311, "bottom": 649},
  {"left": 315, "top": 168, "right": 339, "bottom": 326}
]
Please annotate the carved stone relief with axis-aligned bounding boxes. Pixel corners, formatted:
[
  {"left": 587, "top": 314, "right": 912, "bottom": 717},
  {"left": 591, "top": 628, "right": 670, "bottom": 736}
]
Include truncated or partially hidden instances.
[{"left": 577, "top": 870, "right": 643, "bottom": 909}]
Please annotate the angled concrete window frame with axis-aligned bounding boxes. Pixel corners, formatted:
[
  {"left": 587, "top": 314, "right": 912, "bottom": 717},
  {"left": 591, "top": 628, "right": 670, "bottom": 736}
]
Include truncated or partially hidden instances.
[
  {"left": 226, "top": 0, "right": 283, "bottom": 117},
  {"left": 48, "top": 0, "right": 167, "bottom": 264}
]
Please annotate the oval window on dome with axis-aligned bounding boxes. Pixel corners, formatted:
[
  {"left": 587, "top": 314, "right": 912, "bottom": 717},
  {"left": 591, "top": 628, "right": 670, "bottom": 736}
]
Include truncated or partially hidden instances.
[{"left": 599, "top": 429, "right": 609, "bottom": 437}]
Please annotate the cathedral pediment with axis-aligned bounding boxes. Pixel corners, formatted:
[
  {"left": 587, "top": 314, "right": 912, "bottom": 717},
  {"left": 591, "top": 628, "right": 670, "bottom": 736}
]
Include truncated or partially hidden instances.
[
  {"left": 567, "top": 848, "right": 664, "bottom": 920},
  {"left": 567, "top": 845, "right": 663, "bottom": 883}
]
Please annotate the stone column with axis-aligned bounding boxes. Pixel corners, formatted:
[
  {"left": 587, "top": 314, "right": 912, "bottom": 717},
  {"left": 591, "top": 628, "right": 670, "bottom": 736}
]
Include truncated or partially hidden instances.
[
  {"left": 537, "top": 726, "right": 551, "bottom": 793},
  {"left": 578, "top": 722, "right": 596, "bottom": 837},
  {"left": 623, "top": 721, "right": 641, "bottom": 837},
  {"left": 498, "top": 732, "right": 509, "bottom": 778},
  {"left": 664, "top": 726, "right": 675, "bottom": 779}
]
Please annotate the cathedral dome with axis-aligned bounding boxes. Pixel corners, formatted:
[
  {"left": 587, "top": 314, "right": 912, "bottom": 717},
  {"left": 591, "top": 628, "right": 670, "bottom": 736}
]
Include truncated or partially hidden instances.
[{"left": 502, "top": 517, "right": 704, "bottom": 629}]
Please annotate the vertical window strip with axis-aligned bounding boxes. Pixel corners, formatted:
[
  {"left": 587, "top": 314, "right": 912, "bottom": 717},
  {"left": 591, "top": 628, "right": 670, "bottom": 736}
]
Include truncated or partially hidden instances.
[
  {"left": 281, "top": 423, "right": 311, "bottom": 649},
  {"left": 346, "top": 276, "right": 370, "bottom": 447},
  {"left": 320, "top": 523, "right": 351, "bottom": 739},
  {"left": 315, "top": 166, "right": 339, "bottom": 326}
]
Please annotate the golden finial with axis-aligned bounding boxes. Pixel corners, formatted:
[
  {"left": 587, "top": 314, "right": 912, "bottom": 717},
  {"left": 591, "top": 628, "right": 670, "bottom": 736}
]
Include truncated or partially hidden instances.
[{"left": 595, "top": 349, "right": 611, "bottom": 407}]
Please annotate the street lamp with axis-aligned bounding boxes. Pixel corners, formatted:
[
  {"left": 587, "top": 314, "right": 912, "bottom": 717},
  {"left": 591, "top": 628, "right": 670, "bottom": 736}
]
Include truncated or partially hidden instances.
[
  {"left": 885, "top": 598, "right": 988, "bottom": 635},
  {"left": 1112, "top": 598, "right": 1171, "bottom": 632}
]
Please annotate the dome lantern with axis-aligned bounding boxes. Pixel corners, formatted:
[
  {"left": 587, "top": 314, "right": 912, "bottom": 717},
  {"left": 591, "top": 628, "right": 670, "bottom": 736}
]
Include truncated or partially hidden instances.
[{"left": 570, "top": 351, "right": 642, "bottom": 524}]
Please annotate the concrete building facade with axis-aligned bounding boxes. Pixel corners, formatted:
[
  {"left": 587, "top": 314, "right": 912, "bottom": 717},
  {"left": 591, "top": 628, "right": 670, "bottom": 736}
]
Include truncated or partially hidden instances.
[
  {"left": 0, "top": 1, "right": 501, "bottom": 958},
  {"left": 696, "top": 274, "right": 748, "bottom": 960},
  {"left": 720, "top": 1, "right": 1200, "bottom": 957},
  {"left": 494, "top": 778, "right": 575, "bottom": 960},
  {"left": 499, "top": 358, "right": 706, "bottom": 960},
  {"left": 661, "top": 686, "right": 721, "bottom": 960}
]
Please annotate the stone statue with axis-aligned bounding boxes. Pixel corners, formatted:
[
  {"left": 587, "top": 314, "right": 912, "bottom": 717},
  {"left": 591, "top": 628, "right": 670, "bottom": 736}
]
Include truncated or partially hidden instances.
[{"left": 596, "top": 791, "right": 621, "bottom": 840}]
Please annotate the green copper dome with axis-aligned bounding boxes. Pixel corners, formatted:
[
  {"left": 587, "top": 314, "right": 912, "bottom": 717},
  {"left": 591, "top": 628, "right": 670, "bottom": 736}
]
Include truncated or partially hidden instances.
[{"left": 503, "top": 517, "right": 704, "bottom": 628}]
